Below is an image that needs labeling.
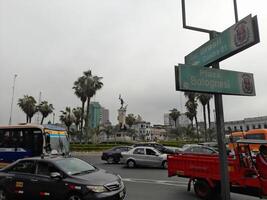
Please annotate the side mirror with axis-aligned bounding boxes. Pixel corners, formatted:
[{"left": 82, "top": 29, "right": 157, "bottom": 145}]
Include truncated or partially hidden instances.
[{"left": 50, "top": 172, "right": 62, "bottom": 180}]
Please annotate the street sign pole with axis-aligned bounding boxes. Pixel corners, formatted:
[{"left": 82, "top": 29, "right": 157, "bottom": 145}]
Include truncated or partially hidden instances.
[{"left": 212, "top": 61, "right": 231, "bottom": 200}]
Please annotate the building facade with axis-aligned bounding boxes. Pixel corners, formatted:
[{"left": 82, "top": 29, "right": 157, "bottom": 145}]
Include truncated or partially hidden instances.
[
  {"left": 224, "top": 116, "right": 267, "bottom": 132},
  {"left": 100, "top": 107, "right": 110, "bottom": 125},
  {"left": 132, "top": 121, "right": 151, "bottom": 141}
]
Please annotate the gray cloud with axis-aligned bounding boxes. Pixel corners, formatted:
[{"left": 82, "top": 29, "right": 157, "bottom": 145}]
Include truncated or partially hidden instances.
[{"left": 1, "top": 0, "right": 267, "bottom": 126}]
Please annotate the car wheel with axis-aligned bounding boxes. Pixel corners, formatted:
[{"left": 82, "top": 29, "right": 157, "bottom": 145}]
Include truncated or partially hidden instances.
[
  {"left": 127, "top": 160, "right": 136, "bottom": 168},
  {"left": 68, "top": 194, "right": 82, "bottom": 200},
  {"left": 107, "top": 157, "right": 114, "bottom": 164},
  {"left": 0, "top": 188, "right": 7, "bottom": 200},
  {"left": 162, "top": 161, "right": 168, "bottom": 169},
  {"left": 194, "top": 179, "right": 212, "bottom": 200}
]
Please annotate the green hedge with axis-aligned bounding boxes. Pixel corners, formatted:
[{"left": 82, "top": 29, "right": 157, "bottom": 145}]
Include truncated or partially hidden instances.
[{"left": 70, "top": 143, "right": 133, "bottom": 152}]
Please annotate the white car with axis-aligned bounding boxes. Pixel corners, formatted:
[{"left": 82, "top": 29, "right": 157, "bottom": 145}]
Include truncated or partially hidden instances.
[{"left": 121, "top": 146, "right": 168, "bottom": 169}]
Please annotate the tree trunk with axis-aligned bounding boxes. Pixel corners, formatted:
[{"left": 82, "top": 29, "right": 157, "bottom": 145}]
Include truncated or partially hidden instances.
[
  {"left": 41, "top": 116, "right": 45, "bottom": 125},
  {"left": 26, "top": 115, "right": 28, "bottom": 123},
  {"left": 80, "top": 101, "right": 85, "bottom": 139},
  {"left": 85, "top": 98, "right": 91, "bottom": 142},
  {"left": 202, "top": 104, "right": 207, "bottom": 142},
  {"left": 207, "top": 102, "right": 211, "bottom": 129},
  {"left": 195, "top": 115, "right": 199, "bottom": 142}
]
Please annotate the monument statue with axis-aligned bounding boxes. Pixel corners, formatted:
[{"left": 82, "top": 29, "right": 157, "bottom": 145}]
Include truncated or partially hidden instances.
[{"left": 118, "top": 94, "right": 127, "bottom": 130}]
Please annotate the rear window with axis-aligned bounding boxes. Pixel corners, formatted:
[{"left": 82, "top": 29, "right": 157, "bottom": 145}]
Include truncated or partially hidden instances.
[{"left": 246, "top": 133, "right": 265, "bottom": 140}]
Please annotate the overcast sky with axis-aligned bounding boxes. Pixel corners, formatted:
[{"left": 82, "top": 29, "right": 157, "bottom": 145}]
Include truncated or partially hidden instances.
[{"left": 1, "top": 0, "right": 267, "bottom": 126}]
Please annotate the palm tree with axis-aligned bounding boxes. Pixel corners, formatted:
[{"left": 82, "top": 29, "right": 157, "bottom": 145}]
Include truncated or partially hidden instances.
[
  {"left": 18, "top": 95, "right": 38, "bottom": 123},
  {"left": 169, "top": 108, "right": 181, "bottom": 128},
  {"left": 184, "top": 92, "right": 199, "bottom": 141},
  {"left": 185, "top": 111, "right": 194, "bottom": 127},
  {"left": 197, "top": 94, "right": 212, "bottom": 141},
  {"left": 72, "top": 107, "right": 82, "bottom": 131},
  {"left": 72, "top": 107, "right": 83, "bottom": 142},
  {"left": 59, "top": 107, "right": 74, "bottom": 133},
  {"left": 73, "top": 77, "right": 87, "bottom": 135},
  {"left": 38, "top": 101, "right": 54, "bottom": 124},
  {"left": 82, "top": 70, "right": 103, "bottom": 136},
  {"left": 125, "top": 114, "right": 136, "bottom": 128}
]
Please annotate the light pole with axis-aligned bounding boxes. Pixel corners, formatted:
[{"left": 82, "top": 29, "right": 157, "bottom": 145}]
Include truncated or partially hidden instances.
[{"left": 9, "top": 74, "right": 18, "bottom": 125}]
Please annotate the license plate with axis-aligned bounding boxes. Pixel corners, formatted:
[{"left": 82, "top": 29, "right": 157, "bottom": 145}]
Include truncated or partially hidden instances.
[{"left": 119, "top": 191, "right": 124, "bottom": 198}]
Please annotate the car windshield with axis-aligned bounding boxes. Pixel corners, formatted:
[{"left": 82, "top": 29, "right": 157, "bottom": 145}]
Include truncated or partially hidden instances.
[{"left": 54, "top": 158, "right": 96, "bottom": 175}]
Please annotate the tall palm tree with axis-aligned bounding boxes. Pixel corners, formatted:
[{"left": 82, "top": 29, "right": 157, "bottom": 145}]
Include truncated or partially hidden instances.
[
  {"left": 38, "top": 101, "right": 54, "bottom": 124},
  {"left": 169, "top": 108, "right": 181, "bottom": 128},
  {"left": 73, "top": 77, "right": 87, "bottom": 135},
  {"left": 18, "top": 95, "right": 38, "bottom": 123},
  {"left": 59, "top": 107, "right": 74, "bottom": 133},
  {"left": 82, "top": 70, "right": 103, "bottom": 136}
]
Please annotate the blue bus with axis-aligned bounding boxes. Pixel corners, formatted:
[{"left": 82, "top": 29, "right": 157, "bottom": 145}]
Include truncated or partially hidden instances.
[{"left": 0, "top": 124, "right": 69, "bottom": 168}]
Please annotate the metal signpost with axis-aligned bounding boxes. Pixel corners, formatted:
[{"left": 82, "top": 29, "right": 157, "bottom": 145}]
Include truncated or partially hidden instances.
[
  {"left": 175, "top": 64, "right": 255, "bottom": 96},
  {"left": 178, "top": 1, "right": 260, "bottom": 200}
]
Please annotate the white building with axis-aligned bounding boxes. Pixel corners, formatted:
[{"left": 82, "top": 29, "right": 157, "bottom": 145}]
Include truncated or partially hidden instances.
[
  {"left": 132, "top": 121, "right": 151, "bottom": 141},
  {"left": 224, "top": 116, "right": 267, "bottom": 132},
  {"left": 150, "top": 127, "right": 167, "bottom": 141}
]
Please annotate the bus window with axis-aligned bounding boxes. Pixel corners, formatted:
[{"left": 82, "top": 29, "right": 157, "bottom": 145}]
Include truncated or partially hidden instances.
[{"left": 33, "top": 130, "right": 43, "bottom": 156}]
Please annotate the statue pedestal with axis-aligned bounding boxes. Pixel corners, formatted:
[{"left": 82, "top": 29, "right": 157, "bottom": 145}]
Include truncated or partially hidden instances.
[{"left": 118, "top": 107, "right": 127, "bottom": 130}]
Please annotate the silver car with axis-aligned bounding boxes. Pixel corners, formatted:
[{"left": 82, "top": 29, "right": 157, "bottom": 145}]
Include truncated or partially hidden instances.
[{"left": 121, "top": 146, "right": 168, "bottom": 169}]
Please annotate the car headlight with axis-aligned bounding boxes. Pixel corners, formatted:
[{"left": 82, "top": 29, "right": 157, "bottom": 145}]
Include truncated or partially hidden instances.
[
  {"left": 117, "top": 175, "right": 124, "bottom": 187},
  {"left": 86, "top": 185, "right": 108, "bottom": 193}
]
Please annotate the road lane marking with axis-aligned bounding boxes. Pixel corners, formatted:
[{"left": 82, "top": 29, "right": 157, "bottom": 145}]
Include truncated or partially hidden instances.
[{"left": 122, "top": 178, "right": 188, "bottom": 187}]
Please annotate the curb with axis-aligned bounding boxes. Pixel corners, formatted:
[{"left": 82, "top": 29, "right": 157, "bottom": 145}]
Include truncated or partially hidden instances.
[{"left": 71, "top": 151, "right": 102, "bottom": 156}]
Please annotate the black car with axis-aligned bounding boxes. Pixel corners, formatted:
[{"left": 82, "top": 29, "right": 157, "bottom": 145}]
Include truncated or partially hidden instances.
[
  {"left": 132, "top": 142, "right": 175, "bottom": 154},
  {"left": 101, "top": 146, "right": 132, "bottom": 164},
  {"left": 0, "top": 156, "right": 126, "bottom": 200}
]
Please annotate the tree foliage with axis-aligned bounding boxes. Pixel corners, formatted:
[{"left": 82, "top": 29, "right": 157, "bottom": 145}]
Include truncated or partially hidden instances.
[
  {"left": 38, "top": 101, "right": 54, "bottom": 124},
  {"left": 59, "top": 107, "right": 74, "bottom": 133},
  {"left": 169, "top": 108, "right": 181, "bottom": 128},
  {"left": 18, "top": 95, "right": 38, "bottom": 123},
  {"left": 125, "top": 114, "right": 136, "bottom": 128}
]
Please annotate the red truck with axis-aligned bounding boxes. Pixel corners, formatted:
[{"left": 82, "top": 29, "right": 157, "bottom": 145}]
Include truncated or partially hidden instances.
[{"left": 168, "top": 139, "right": 267, "bottom": 199}]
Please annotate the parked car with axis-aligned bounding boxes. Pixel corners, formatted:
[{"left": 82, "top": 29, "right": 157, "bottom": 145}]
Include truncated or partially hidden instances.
[
  {"left": 180, "top": 144, "right": 218, "bottom": 154},
  {"left": 101, "top": 146, "right": 132, "bottom": 164},
  {"left": 132, "top": 142, "right": 175, "bottom": 154},
  {"left": 198, "top": 142, "right": 218, "bottom": 150},
  {"left": 0, "top": 156, "right": 126, "bottom": 200},
  {"left": 121, "top": 146, "right": 168, "bottom": 169}
]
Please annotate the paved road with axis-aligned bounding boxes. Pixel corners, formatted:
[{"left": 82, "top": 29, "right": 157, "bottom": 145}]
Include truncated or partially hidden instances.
[{"left": 74, "top": 152, "right": 259, "bottom": 200}]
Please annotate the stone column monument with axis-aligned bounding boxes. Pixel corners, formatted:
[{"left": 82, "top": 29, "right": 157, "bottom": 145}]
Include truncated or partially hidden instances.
[{"left": 117, "top": 95, "right": 127, "bottom": 130}]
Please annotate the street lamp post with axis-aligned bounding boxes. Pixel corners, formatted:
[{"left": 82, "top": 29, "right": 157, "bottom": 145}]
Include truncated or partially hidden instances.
[{"left": 8, "top": 74, "right": 18, "bottom": 125}]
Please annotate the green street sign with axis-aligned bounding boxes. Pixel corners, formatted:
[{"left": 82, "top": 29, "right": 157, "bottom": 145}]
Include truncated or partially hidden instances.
[
  {"left": 175, "top": 64, "right": 255, "bottom": 96},
  {"left": 185, "top": 15, "right": 260, "bottom": 67}
]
